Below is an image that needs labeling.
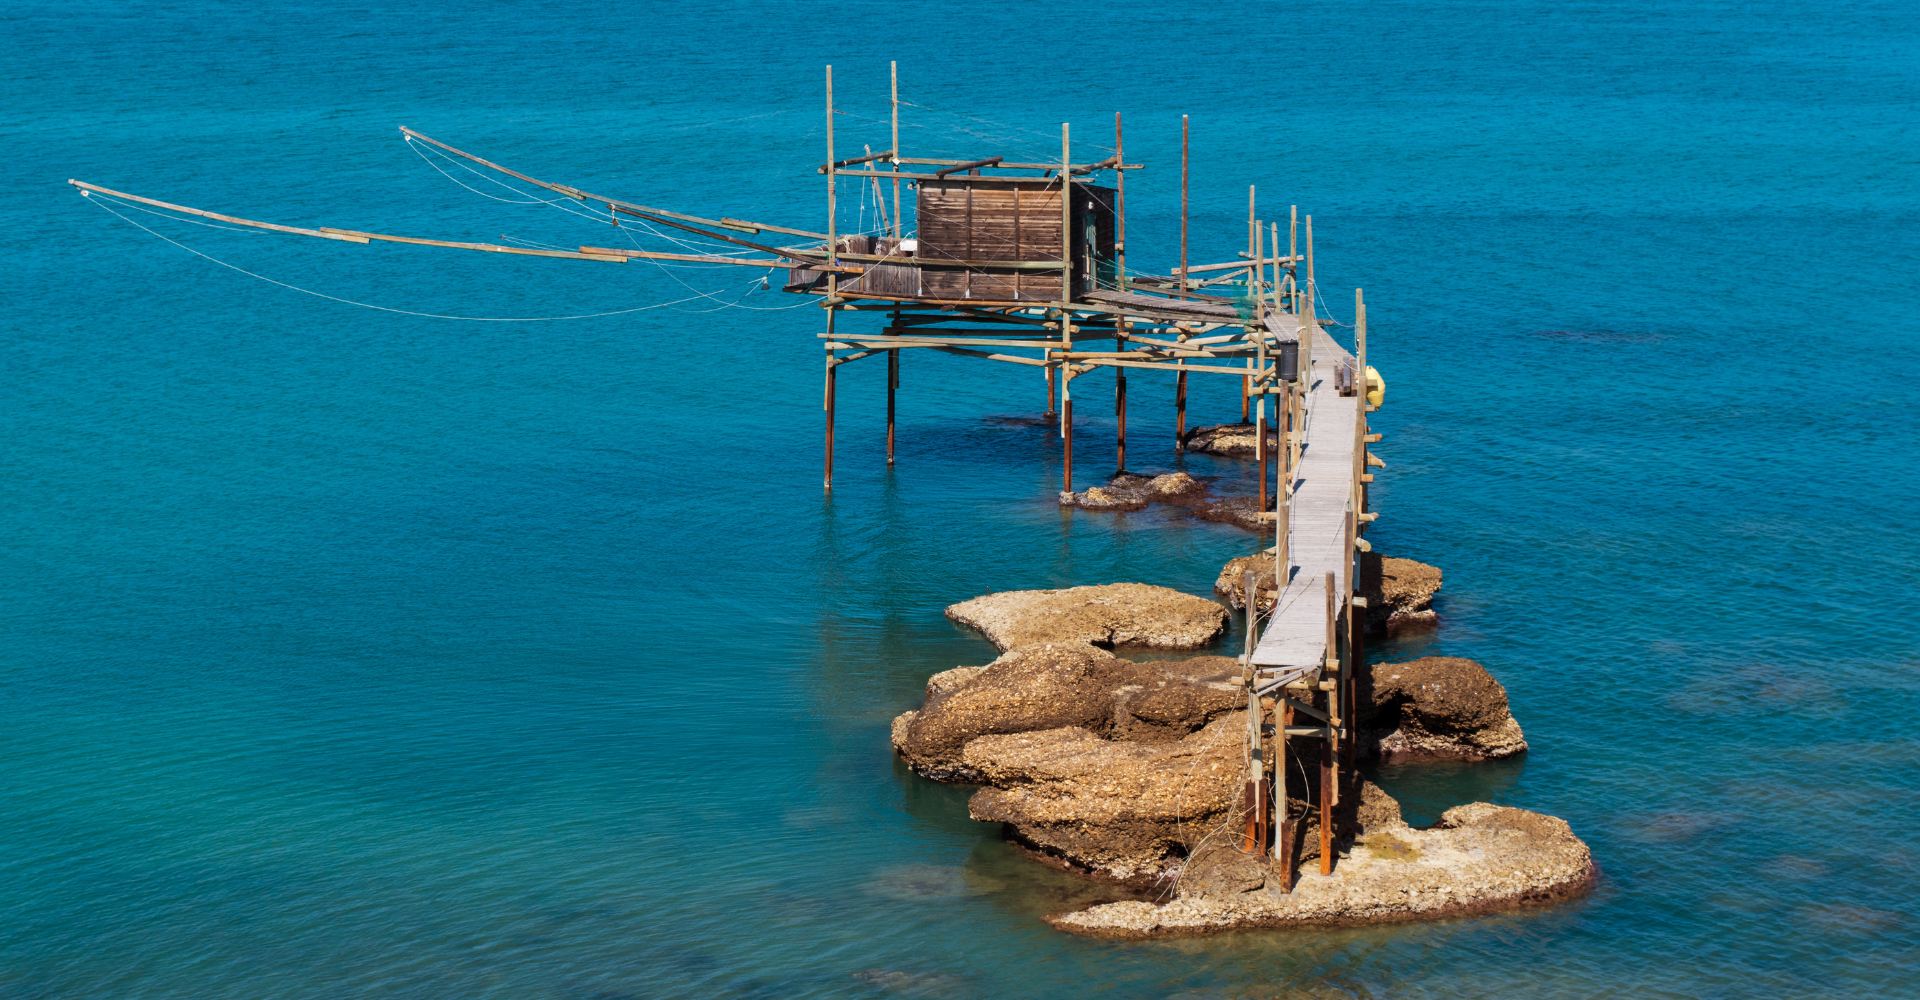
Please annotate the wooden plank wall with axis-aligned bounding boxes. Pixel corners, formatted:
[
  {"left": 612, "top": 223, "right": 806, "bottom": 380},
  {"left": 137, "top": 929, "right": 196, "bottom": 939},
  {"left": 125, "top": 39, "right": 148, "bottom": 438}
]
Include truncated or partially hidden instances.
[{"left": 918, "top": 180, "right": 1064, "bottom": 300}]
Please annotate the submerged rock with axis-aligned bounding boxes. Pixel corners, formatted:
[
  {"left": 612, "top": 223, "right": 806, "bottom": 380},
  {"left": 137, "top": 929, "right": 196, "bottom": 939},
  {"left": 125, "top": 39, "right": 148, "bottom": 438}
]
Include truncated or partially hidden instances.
[
  {"left": 1359, "top": 554, "right": 1442, "bottom": 634},
  {"left": 1045, "top": 802, "right": 1595, "bottom": 937},
  {"left": 945, "top": 583, "right": 1228, "bottom": 652},
  {"left": 1361, "top": 656, "right": 1528, "bottom": 760},
  {"left": 1181, "top": 422, "right": 1275, "bottom": 457}
]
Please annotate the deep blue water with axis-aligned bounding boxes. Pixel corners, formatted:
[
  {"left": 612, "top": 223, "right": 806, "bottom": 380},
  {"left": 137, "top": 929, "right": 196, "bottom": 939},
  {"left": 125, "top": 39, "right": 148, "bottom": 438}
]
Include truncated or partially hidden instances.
[{"left": 5, "top": 2, "right": 1919, "bottom": 997}]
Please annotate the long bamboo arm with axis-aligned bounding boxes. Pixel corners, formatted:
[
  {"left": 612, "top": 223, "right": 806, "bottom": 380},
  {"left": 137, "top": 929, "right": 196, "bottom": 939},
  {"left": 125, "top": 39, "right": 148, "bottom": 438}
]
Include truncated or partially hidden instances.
[
  {"left": 69, "top": 180, "right": 369, "bottom": 243},
  {"left": 71, "top": 179, "right": 626, "bottom": 262}
]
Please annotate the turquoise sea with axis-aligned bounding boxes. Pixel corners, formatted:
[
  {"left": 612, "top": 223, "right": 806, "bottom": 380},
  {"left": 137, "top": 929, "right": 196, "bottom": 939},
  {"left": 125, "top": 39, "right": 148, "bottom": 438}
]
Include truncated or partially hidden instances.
[{"left": 5, "top": 2, "right": 1918, "bottom": 997}]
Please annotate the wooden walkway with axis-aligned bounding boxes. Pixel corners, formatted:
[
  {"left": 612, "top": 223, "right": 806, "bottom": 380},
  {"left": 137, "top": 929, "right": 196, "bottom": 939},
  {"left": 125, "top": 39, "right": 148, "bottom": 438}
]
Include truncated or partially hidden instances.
[{"left": 1250, "top": 318, "right": 1360, "bottom": 688}]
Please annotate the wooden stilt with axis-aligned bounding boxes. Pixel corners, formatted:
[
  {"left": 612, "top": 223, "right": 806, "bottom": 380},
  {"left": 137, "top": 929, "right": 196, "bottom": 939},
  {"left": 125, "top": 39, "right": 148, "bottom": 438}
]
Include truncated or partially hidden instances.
[
  {"left": 1175, "top": 371, "right": 1188, "bottom": 450},
  {"left": 823, "top": 65, "right": 837, "bottom": 492},
  {"left": 1179, "top": 115, "right": 1188, "bottom": 296},
  {"left": 890, "top": 62, "right": 901, "bottom": 243},
  {"left": 1114, "top": 112, "right": 1129, "bottom": 475},
  {"left": 1242, "top": 374, "right": 1251, "bottom": 423},
  {"left": 1063, "top": 391, "right": 1074, "bottom": 494},
  {"left": 1045, "top": 364, "right": 1057, "bottom": 418},
  {"left": 1115, "top": 348, "right": 1127, "bottom": 472},
  {"left": 1344, "top": 509, "right": 1358, "bottom": 769},
  {"left": 886, "top": 347, "right": 898, "bottom": 466},
  {"left": 1319, "top": 707, "right": 1333, "bottom": 876},
  {"left": 1322, "top": 569, "right": 1337, "bottom": 875},
  {"left": 1275, "top": 700, "right": 1294, "bottom": 889},
  {"left": 824, "top": 361, "right": 837, "bottom": 490},
  {"left": 1258, "top": 396, "right": 1268, "bottom": 513}
]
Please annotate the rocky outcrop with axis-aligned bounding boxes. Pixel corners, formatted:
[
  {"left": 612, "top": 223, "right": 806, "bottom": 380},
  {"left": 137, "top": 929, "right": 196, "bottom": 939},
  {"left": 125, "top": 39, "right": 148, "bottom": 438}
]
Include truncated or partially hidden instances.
[
  {"left": 1216, "top": 552, "right": 1440, "bottom": 623},
  {"left": 963, "top": 714, "right": 1247, "bottom": 884},
  {"left": 1212, "top": 554, "right": 1282, "bottom": 613},
  {"left": 1181, "top": 423, "right": 1276, "bottom": 457},
  {"left": 1361, "top": 657, "right": 1528, "bottom": 760},
  {"left": 1062, "top": 472, "right": 1272, "bottom": 533},
  {"left": 1359, "top": 554, "right": 1442, "bottom": 634},
  {"left": 893, "top": 648, "right": 1247, "bottom": 780},
  {"left": 1045, "top": 802, "right": 1596, "bottom": 937},
  {"left": 945, "top": 583, "right": 1228, "bottom": 652},
  {"left": 1109, "top": 656, "right": 1243, "bottom": 744},
  {"left": 893, "top": 644, "right": 1151, "bottom": 781}
]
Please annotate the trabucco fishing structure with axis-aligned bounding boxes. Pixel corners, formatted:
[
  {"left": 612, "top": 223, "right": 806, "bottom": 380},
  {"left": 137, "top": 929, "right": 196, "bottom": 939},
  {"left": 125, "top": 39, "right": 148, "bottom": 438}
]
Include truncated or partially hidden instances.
[{"left": 69, "top": 63, "right": 1388, "bottom": 893}]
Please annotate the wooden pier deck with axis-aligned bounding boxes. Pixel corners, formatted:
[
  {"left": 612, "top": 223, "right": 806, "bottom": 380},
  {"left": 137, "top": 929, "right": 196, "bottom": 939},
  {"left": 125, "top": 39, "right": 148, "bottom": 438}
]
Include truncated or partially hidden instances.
[{"left": 1251, "top": 319, "right": 1361, "bottom": 687}]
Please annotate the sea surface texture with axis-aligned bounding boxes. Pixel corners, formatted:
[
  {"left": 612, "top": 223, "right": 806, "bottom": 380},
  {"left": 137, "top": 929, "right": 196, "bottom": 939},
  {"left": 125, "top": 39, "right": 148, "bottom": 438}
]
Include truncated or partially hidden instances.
[{"left": 4, "top": 2, "right": 1917, "bottom": 997}]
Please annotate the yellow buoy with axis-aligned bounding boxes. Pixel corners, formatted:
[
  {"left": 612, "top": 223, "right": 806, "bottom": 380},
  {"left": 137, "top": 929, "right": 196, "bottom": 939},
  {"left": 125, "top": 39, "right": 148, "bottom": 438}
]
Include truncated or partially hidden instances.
[{"left": 1365, "top": 365, "right": 1385, "bottom": 407}]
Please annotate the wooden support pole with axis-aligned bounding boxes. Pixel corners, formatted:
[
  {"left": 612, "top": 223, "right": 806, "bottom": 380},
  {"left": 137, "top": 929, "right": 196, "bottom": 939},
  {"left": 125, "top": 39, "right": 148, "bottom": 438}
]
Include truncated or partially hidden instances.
[
  {"left": 1242, "top": 374, "right": 1251, "bottom": 424},
  {"left": 1116, "top": 335, "right": 1128, "bottom": 472},
  {"left": 890, "top": 61, "right": 902, "bottom": 243},
  {"left": 1060, "top": 122, "right": 1072, "bottom": 305},
  {"left": 1063, "top": 389, "right": 1075, "bottom": 494},
  {"left": 1275, "top": 700, "right": 1294, "bottom": 886},
  {"left": 824, "top": 65, "right": 837, "bottom": 492},
  {"left": 1179, "top": 115, "right": 1189, "bottom": 296},
  {"left": 887, "top": 345, "right": 898, "bottom": 466},
  {"left": 1114, "top": 111, "right": 1127, "bottom": 280},
  {"left": 1045, "top": 364, "right": 1057, "bottom": 418},
  {"left": 1319, "top": 703, "right": 1334, "bottom": 876},
  {"left": 824, "top": 355, "right": 837, "bottom": 490},
  {"left": 1242, "top": 570, "right": 1264, "bottom": 855},
  {"left": 1175, "top": 371, "right": 1188, "bottom": 450},
  {"left": 1321, "top": 570, "right": 1336, "bottom": 875},
  {"left": 825, "top": 65, "right": 836, "bottom": 269},
  {"left": 1277, "top": 384, "right": 1290, "bottom": 583},
  {"left": 1258, "top": 394, "right": 1268, "bottom": 513},
  {"left": 1344, "top": 507, "right": 1359, "bottom": 770}
]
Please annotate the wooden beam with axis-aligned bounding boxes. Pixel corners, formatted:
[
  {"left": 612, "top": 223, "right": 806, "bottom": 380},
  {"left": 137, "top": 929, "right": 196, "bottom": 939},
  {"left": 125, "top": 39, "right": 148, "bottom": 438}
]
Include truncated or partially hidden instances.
[
  {"left": 580, "top": 246, "right": 856, "bottom": 271},
  {"left": 1176, "top": 256, "right": 1301, "bottom": 276},
  {"left": 816, "top": 148, "right": 896, "bottom": 173}
]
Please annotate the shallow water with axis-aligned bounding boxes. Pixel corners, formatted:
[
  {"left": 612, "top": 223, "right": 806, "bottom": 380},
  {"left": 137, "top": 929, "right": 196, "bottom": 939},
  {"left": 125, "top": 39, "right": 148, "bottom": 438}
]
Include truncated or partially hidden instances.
[{"left": 3, "top": 1, "right": 1917, "bottom": 997}]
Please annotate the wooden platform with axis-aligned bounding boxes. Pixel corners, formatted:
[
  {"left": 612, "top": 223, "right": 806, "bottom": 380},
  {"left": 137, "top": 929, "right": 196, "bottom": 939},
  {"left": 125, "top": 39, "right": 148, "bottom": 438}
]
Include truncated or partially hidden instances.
[{"left": 1251, "top": 319, "right": 1359, "bottom": 688}]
